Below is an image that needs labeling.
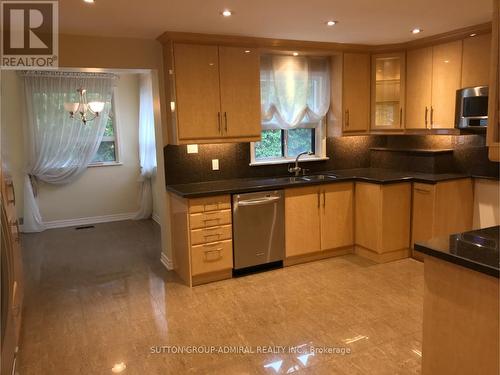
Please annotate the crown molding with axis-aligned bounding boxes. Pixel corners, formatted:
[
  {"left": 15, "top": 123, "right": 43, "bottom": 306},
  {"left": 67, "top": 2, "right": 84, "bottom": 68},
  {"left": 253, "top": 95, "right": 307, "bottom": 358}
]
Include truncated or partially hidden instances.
[{"left": 157, "top": 22, "right": 492, "bottom": 54}]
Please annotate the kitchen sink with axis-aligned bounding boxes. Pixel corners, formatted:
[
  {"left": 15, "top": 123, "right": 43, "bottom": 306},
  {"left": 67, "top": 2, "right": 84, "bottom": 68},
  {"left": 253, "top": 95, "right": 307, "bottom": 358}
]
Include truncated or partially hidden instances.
[
  {"left": 301, "top": 174, "right": 338, "bottom": 182},
  {"left": 270, "top": 174, "right": 338, "bottom": 184}
]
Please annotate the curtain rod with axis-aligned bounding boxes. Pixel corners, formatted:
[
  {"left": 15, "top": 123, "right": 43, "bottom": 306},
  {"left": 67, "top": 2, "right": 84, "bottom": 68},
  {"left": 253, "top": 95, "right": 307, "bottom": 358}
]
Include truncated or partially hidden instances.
[{"left": 18, "top": 70, "right": 119, "bottom": 80}]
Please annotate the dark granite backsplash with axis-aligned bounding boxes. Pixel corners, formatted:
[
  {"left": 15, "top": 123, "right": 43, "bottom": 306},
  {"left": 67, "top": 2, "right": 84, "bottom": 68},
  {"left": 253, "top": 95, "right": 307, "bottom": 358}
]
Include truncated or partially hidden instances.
[{"left": 164, "top": 134, "right": 499, "bottom": 185}]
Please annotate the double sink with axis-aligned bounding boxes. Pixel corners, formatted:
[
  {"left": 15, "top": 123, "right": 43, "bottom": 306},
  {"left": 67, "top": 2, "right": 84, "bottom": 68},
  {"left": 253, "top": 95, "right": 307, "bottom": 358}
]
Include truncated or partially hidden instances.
[{"left": 272, "top": 174, "right": 339, "bottom": 184}]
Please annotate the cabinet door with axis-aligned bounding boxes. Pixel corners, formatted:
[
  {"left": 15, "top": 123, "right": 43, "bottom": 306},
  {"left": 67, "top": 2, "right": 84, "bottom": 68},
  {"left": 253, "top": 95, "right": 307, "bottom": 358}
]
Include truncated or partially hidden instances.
[
  {"left": 173, "top": 43, "right": 222, "bottom": 140},
  {"left": 431, "top": 40, "right": 463, "bottom": 129},
  {"left": 371, "top": 53, "right": 406, "bottom": 130},
  {"left": 285, "top": 187, "right": 321, "bottom": 257},
  {"left": 355, "top": 182, "right": 381, "bottom": 251},
  {"left": 380, "top": 183, "right": 411, "bottom": 253},
  {"left": 219, "top": 47, "right": 261, "bottom": 140},
  {"left": 411, "top": 183, "right": 436, "bottom": 249},
  {"left": 343, "top": 53, "right": 370, "bottom": 132},
  {"left": 434, "top": 179, "right": 473, "bottom": 236},
  {"left": 320, "top": 182, "right": 353, "bottom": 250},
  {"left": 462, "top": 34, "right": 491, "bottom": 87},
  {"left": 406, "top": 47, "right": 433, "bottom": 129}
]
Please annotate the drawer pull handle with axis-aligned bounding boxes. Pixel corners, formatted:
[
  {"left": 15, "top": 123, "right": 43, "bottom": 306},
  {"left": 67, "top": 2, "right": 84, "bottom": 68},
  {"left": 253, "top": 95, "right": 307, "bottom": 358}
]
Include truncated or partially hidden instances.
[
  {"left": 10, "top": 220, "right": 21, "bottom": 242},
  {"left": 203, "top": 249, "right": 222, "bottom": 262},
  {"left": 6, "top": 180, "right": 15, "bottom": 204},
  {"left": 203, "top": 218, "right": 220, "bottom": 226},
  {"left": 204, "top": 233, "right": 220, "bottom": 240},
  {"left": 414, "top": 188, "right": 431, "bottom": 194},
  {"left": 203, "top": 204, "right": 219, "bottom": 211}
]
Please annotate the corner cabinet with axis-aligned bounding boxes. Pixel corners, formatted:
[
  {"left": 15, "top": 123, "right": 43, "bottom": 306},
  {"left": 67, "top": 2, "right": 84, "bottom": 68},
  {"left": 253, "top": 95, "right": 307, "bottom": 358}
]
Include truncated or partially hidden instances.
[
  {"left": 343, "top": 53, "right": 371, "bottom": 133},
  {"left": 285, "top": 183, "right": 354, "bottom": 262},
  {"left": 371, "top": 52, "right": 406, "bottom": 130},
  {"left": 354, "top": 182, "right": 411, "bottom": 263},
  {"left": 411, "top": 179, "right": 473, "bottom": 260},
  {"left": 163, "top": 42, "right": 262, "bottom": 145}
]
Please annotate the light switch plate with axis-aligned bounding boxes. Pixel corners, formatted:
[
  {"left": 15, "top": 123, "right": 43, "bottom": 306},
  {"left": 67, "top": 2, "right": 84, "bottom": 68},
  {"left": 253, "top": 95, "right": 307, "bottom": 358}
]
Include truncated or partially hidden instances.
[
  {"left": 212, "top": 159, "right": 219, "bottom": 170},
  {"left": 187, "top": 144, "right": 198, "bottom": 154}
]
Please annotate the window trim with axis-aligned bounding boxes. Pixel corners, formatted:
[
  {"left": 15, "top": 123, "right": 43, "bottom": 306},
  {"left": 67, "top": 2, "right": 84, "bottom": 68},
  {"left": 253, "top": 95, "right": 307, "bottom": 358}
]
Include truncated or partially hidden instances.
[
  {"left": 250, "top": 120, "right": 328, "bottom": 166},
  {"left": 88, "top": 93, "right": 121, "bottom": 167}
]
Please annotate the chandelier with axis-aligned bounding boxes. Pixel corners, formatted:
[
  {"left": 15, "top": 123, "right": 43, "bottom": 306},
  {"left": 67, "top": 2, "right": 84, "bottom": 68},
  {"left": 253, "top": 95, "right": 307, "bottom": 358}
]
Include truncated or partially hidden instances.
[{"left": 64, "top": 88, "right": 105, "bottom": 125}]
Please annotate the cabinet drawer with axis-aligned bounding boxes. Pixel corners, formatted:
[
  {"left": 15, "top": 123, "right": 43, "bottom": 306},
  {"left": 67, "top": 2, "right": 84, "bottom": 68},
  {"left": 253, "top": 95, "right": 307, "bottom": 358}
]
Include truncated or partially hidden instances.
[
  {"left": 190, "top": 224, "right": 232, "bottom": 245},
  {"left": 188, "top": 195, "right": 231, "bottom": 213},
  {"left": 191, "top": 240, "right": 233, "bottom": 276},
  {"left": 189, "top": 210, "right": 231, "bottom": 229}
]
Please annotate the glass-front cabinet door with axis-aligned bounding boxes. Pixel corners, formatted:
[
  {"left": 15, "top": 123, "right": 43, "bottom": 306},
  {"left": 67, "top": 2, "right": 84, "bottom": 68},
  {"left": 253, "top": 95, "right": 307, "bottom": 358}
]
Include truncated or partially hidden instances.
[{"left": 371, "top": 53, "right": 406, "bottom": 130}]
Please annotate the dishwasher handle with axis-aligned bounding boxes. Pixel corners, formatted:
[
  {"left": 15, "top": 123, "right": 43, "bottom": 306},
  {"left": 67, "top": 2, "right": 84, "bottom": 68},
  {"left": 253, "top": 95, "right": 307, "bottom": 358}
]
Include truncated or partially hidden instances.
[{"left": 237, "top": 196, "right": 281, "bottom": 207}]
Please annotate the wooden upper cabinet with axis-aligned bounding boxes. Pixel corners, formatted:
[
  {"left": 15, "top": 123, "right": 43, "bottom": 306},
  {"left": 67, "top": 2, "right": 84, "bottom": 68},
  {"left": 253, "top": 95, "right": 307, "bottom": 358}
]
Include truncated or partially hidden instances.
[
  {"left": 343, "top": 52, "right": 370, "bottom": 132},
  {"left": 166, "top": 42, "right": 262, "bottom": 144},
  {"left": 218, "top": 47, "right": 261, "bottom": 139},
  {"left": 431, "top": 40, "right": 463, "bottom": 129},
  {"left": 371, "top": 53, "right": 406, "bottom": 130},
  {"left": 462, "top": 34, "right": 492, "bottom": 87},
  {"left": 173, "top": 43, "right": 222, "bottom": 141},
  {"left": 406, "top": 47, "right": 433, "bottom": 129},
  {"left": 285, "top": 186, "right": 321, "bottom": 258},
  {"left": 320, "top": 182, "right": 354, "bottom": 250},
  {"left": 488, "top": 0, "right": 500, "bottom": 162}
]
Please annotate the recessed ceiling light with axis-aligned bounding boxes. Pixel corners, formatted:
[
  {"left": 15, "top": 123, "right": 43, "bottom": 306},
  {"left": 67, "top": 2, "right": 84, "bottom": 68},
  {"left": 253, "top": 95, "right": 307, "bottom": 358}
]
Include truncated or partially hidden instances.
[
  {"left": 470, "top": 33, "right": 477, "bottom": 37},
  {"left": 326, "top": 20, "right": 338, "bottom": 26},
  {"left": 293, "top": 52, "right": 299, "bottom": 56},
  {"left": 411, "top": 28, "right": 423, "bottom": 34},
  {"left": 220, "top": 9, "right": 232, "bottom": 17},
  {"left": 111, "top": 362, "right": 126, "bottom": 373},
  {"left": 83, "top": 0, "right": 95, "bottom": 3},
  {"left": 244, "top": 50, "right": 251, "bottom": 53}
]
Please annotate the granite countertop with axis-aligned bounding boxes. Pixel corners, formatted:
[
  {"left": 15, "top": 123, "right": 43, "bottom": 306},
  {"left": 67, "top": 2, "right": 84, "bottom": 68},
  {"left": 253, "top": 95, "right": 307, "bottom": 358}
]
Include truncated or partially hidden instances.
[
  {"left": 167, "top": 168, "right": 479, "bottom": 198},
  {"left": 415, "top": 226, "right": 500, "bottom": 278}
]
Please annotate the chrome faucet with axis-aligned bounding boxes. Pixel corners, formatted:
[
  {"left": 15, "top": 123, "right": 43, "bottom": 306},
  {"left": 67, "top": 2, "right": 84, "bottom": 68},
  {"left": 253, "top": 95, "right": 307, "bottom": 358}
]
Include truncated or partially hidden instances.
[{"left": 288, "top": 151, "right": 313, "bottom": 176}]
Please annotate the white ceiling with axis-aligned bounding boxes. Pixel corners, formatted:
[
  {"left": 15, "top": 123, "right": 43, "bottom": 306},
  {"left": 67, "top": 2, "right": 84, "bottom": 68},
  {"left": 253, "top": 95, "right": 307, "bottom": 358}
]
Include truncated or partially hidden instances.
[{"left": 60, "top": 0, "right": 493, "bottom": 45}]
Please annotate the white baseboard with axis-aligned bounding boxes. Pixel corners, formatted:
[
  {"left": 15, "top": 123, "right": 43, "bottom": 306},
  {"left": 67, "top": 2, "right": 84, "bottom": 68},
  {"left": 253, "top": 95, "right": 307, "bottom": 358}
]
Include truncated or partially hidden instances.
[
  {"left": 152, "top": 212, "right": 161, "bottom": 225},
  {"left": 160, "top": 252, "right": 174, "bottom": 270},
  {"left": 43, "top": 212, "right": 137, "bottom": 230}
]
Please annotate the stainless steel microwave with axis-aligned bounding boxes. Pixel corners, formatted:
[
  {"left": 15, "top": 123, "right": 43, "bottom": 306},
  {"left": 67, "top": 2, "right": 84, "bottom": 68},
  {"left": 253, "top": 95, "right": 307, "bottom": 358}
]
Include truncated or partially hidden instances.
[{"left": 455, "top": 86, "right": 488, "bottom": 129}]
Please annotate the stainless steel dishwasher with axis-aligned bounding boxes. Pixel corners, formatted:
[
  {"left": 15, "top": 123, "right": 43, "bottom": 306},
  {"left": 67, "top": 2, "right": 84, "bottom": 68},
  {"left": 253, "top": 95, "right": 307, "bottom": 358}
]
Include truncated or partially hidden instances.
[{"left": 232, "top": 190, "right": 285, "bottom": 272}]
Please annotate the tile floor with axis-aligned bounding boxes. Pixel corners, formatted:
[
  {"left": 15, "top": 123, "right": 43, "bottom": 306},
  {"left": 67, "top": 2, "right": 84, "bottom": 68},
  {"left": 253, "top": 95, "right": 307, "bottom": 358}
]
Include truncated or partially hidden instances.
[{"left": 18, "top": 220, "right": 423, "bottom": 374}]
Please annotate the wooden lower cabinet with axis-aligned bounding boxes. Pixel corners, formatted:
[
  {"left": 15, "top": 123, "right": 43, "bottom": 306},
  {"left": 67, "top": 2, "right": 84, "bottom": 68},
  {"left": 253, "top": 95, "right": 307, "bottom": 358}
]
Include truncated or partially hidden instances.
[
  {"left": 355, "top": 182, "right": 411, "bottom": 263},
  {"left": 285, "top": 186, "right": 322, "bottom": 257},
  {"left": 411, "top": 179, "right": 473, "bottom": 260},
  {"left": 285, "top": 183, "right": 354, "bottom": 261},
  {"left": 169, "top": 193, "right": 233, "bottom": 286},
  {"left": 321, "top": 183, "right": 354, "bottom": 249}
]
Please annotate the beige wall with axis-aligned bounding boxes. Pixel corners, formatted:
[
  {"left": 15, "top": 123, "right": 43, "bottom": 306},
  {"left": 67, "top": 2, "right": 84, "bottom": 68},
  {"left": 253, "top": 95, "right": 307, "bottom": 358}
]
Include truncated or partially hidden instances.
[
  {"left": 473, "top": 179, "right": 500, "bottom": 229},
  {"left": 1, "top": 72, "right": 143, "bottom": 222},
  {"left": 1, "top": 33, "right": 171, "bottom": 265},
  {"left": 40, "top": 74, "right": 141, "bottom": 222}
]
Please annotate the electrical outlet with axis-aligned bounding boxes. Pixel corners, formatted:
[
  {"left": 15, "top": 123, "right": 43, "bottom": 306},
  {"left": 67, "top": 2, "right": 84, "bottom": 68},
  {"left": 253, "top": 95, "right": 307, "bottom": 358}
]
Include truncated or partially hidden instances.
[
  {"left": 212, "top": 159, "right": 219, "bottom": 171},
  {"left": 187, "top": 144, "right": 198, "bottom": 154}
]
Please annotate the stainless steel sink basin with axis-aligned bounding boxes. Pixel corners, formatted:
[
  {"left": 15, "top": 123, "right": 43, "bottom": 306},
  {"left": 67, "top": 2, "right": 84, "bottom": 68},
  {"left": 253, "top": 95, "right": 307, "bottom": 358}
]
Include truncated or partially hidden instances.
[
  {"left": 270, "top": 174, "right": 338, "bottom": 184},
  {"left": 301, "top": 174, "right": 338, "bottom": 181}
]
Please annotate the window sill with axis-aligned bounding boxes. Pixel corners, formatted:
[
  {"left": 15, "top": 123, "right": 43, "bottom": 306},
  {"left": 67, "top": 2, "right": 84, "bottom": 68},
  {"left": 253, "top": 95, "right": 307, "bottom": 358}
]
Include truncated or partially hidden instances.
[
  {"left": 249, "top": 156, "right": 329, "bottom": 167},
  {"left": 88, "top": 161, "right": 123, "bottom": 168}
]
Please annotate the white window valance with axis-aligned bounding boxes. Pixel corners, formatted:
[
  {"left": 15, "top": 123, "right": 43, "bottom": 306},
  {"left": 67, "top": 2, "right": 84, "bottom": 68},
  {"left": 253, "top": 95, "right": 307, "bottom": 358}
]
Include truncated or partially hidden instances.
[{"left": 261, "top": 55, "right": 331, "bottom": 130}]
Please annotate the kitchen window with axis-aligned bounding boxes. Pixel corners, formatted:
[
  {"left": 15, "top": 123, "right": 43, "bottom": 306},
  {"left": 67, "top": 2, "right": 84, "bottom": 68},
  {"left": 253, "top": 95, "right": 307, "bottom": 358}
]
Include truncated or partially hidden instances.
[
  {"left": 90, "top": 97, "right": 120, "bottom": 165},
  {"left": 250, "top": 55, "right": 330, "bottom": 166}
]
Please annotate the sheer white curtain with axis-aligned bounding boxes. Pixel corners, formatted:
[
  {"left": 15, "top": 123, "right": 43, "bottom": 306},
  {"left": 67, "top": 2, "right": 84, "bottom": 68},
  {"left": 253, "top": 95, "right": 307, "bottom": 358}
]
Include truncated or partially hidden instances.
[
  {"left": 134, "top": 73, "right": 157, "bottom": 220},
  {"left": 261, "top": 55, "right": 330, "bottom": 129},
  {"left": 22, "top": 71, "right": 116, "bottom": 232}
]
